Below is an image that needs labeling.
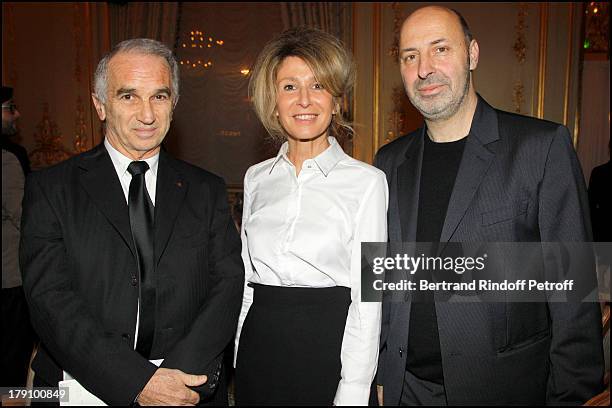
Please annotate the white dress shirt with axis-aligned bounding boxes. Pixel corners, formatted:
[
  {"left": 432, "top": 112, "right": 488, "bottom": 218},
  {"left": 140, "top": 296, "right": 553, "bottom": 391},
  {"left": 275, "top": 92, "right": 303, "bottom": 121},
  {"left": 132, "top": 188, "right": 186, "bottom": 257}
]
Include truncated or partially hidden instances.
[
  {"left": 235, "top": 137, "right": 388, "bottom": 406},
  {"left": 104, "top": 138, "right": 159, "bottom": 206}
]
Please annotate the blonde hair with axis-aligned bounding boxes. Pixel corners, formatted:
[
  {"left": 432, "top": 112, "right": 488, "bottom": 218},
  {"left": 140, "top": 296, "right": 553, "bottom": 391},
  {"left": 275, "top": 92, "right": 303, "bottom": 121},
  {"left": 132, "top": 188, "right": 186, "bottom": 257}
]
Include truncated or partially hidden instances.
[{"left": 249, "top": 27, "right": 355, "bottom": 143}]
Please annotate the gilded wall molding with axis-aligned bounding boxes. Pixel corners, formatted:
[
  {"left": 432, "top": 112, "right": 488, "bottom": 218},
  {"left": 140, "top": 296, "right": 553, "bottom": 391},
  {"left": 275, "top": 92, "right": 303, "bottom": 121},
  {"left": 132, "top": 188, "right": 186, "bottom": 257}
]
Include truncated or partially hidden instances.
[
  {"left": 563, "top": 4, "right": 574, "bottom": 127},
  {"left": 387, "top": 3, "right": 405, "bottom": 144},
  {"left": 388, "top": 86, "right": 406, "bottom": 144},
  {"left": 30, "top": 103, "right": 73, "bottom": 169},
  {"left": 512, "top": 81, "right": 525, "bottom": 114},
  {"left": 74, "top": 96, "right": 89, "bottom": 153},
  {"left": 512, "top": 3, "right": 528, "bottom": 113},
  {"left": 536, "top": 3, "right": 548, "bottom": 119},
  {"left": 372, "top": 3, "right": 381, "bottom": 152},
  {"left": 388, "top": 2, "right": 403, "bottom": 62}
]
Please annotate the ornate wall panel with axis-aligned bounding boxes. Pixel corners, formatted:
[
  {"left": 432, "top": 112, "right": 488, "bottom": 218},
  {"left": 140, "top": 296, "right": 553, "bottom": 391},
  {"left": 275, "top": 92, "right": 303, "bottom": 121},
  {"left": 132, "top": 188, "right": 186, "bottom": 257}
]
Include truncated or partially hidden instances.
[
  {"left": 577, "top": 2, "right": 610, "bottom": 182},
  {"left": 1, "top": 2, "right": 107, "bottom": 169},
  {"left": 3, "top": 3, "right": 595, "bottom": 177},
  {"left": 351, "top": 3, "right": 377, "bottom": 164}
]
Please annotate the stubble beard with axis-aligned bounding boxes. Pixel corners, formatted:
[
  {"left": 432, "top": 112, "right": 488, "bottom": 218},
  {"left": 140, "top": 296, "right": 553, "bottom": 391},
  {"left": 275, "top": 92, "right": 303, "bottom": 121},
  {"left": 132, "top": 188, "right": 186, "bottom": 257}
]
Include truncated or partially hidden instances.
[{"left": 406, "top": 61, "right": 471, "bottom": 122}]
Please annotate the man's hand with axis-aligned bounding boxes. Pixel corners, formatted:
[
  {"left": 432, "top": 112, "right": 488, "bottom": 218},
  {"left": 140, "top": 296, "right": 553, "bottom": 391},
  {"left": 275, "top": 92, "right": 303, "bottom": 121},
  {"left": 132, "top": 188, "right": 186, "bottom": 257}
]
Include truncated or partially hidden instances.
[
  {"left": 137, "top": 368, "right": 207, "bottom": 406},
  {"left": 377, "top": 385, "right": 384, "bottom": 406}
]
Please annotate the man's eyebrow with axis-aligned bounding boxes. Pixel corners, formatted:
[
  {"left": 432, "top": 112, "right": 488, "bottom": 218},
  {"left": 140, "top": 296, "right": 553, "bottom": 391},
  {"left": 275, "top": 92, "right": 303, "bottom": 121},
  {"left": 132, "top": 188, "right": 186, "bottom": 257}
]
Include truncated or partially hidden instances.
[
  {"left": 116, "top": 87, "right": 136, "bottom": 95},
  {"left": 115, "top": 87, "right": 172, "bottom": 95},
  {"left": 400, "top": 38, "right": 448, "bottom": 53},
  {"left": 430, "top": 38, "right": 448, "bottom": 45}
]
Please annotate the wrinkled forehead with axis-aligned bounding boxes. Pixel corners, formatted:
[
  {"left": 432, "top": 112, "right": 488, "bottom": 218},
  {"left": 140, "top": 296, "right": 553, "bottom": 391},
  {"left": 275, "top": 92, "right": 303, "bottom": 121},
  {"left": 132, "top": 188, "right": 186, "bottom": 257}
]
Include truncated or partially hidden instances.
[{"left": 107, "top": 52, "right": 171, "bottom": 81}]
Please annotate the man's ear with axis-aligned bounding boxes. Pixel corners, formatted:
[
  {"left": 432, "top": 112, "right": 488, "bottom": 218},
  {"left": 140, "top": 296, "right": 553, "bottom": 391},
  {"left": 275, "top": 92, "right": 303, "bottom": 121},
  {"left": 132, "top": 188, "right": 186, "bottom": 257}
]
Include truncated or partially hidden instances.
[
  {"left": 469, "top": 39, "right": 479, "bottom": 71},
  {"left": 91, "top": 93, "right": 106, "bottom": 121}
]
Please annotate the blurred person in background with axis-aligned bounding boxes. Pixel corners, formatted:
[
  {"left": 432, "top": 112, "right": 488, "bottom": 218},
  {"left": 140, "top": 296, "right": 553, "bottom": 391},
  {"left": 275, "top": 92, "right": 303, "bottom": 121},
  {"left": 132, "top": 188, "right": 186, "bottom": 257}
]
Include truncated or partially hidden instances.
[{"left": 2, "top": 85, "right": 35, "bottom": 388}]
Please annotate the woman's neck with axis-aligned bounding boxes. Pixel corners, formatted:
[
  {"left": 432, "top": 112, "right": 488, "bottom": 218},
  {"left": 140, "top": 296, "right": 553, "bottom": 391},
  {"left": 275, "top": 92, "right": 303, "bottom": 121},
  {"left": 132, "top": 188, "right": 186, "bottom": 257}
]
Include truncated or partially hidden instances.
[{"left": 287, "top": 134, "right": 330, "bottom": 176}]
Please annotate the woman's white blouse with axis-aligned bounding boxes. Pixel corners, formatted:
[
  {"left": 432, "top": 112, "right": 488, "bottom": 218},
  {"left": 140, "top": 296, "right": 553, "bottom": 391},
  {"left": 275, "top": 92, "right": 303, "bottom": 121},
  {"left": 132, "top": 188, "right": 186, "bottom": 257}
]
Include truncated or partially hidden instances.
[{"left": 235, "top": 137, "right": 389, "bottom": 406}]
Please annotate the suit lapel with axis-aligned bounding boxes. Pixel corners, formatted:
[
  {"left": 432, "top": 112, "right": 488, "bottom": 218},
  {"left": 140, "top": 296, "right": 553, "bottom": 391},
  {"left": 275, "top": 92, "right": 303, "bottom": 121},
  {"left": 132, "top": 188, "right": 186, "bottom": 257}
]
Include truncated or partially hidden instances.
[
  {"left": 389, "top": 132, "right": 424, "bottom": 317},
  {"left": 154, "top": 152, "right": 187, "bottom": 266},
  {"left": 439, "top": 97, "right": 499, "bottom": 244},
  {"left": 396, "top": 130, "right": 424, "bottom": 243},
  {"left": 78, "top": 144, "right": 135, "bottom": 256}
]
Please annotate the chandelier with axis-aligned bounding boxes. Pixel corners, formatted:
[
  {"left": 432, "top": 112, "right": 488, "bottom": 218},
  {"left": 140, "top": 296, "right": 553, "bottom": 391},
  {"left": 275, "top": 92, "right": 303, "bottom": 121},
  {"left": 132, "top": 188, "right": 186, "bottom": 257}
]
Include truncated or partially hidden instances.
[{"left": 179, "top": 30, "right": 224, "bottom": 70}]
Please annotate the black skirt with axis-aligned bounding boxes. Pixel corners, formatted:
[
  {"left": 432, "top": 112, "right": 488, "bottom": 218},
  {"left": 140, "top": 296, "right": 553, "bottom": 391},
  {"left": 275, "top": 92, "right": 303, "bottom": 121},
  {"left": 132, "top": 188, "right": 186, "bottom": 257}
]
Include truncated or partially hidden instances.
[{"left": 235, "top": 283, "right": 351, "bottom": 406}]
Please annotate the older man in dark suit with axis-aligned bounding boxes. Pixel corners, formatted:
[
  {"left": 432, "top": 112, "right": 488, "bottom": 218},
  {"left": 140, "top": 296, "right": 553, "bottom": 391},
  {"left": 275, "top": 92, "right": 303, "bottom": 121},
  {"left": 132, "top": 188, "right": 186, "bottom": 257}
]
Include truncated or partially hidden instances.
[
  {"left": 20, "top": 38, "right": 244, "bottom": 405},
  {"left": 374, "top": 6, "right": 604, "bottom": 405}
]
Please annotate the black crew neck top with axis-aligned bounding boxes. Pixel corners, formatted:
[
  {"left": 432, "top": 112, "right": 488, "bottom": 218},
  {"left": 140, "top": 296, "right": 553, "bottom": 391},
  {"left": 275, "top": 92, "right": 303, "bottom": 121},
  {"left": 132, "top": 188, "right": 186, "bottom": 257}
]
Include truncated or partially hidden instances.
[{"left": 406, "top": 134, "right": 467, "bottom": 384}]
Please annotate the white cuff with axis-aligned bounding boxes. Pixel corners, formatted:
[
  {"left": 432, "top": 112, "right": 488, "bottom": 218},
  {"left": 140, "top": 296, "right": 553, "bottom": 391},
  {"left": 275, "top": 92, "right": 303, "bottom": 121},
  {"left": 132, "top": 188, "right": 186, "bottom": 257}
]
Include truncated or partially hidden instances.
[{"left": 333, "top": 381, "right": 371, "bottom": 406}]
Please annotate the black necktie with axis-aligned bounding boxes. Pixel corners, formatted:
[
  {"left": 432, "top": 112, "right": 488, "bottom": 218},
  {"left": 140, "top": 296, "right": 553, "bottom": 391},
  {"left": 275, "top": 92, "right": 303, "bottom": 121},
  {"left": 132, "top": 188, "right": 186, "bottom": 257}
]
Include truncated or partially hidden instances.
[{"left": 127, "top": 161, "right": 156, "bottom": 359}]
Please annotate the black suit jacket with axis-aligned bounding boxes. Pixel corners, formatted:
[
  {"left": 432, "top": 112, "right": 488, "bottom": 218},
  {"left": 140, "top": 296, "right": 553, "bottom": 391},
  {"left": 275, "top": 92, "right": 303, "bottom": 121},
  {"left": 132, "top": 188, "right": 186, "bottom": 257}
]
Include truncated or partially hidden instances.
[
  {"left": 374, "top": 97, "right": 604, "bottom": 405},
  {"left": 20, "top": 144, "right": 244, "bottom": 405}
]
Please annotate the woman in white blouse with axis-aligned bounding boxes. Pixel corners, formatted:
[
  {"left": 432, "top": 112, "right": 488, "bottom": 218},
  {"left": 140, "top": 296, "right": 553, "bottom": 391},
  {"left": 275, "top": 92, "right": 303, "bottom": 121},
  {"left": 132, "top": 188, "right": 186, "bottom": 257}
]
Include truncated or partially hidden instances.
[{"left": 234, "top": 27, "right": 388, "bottom": 406}]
